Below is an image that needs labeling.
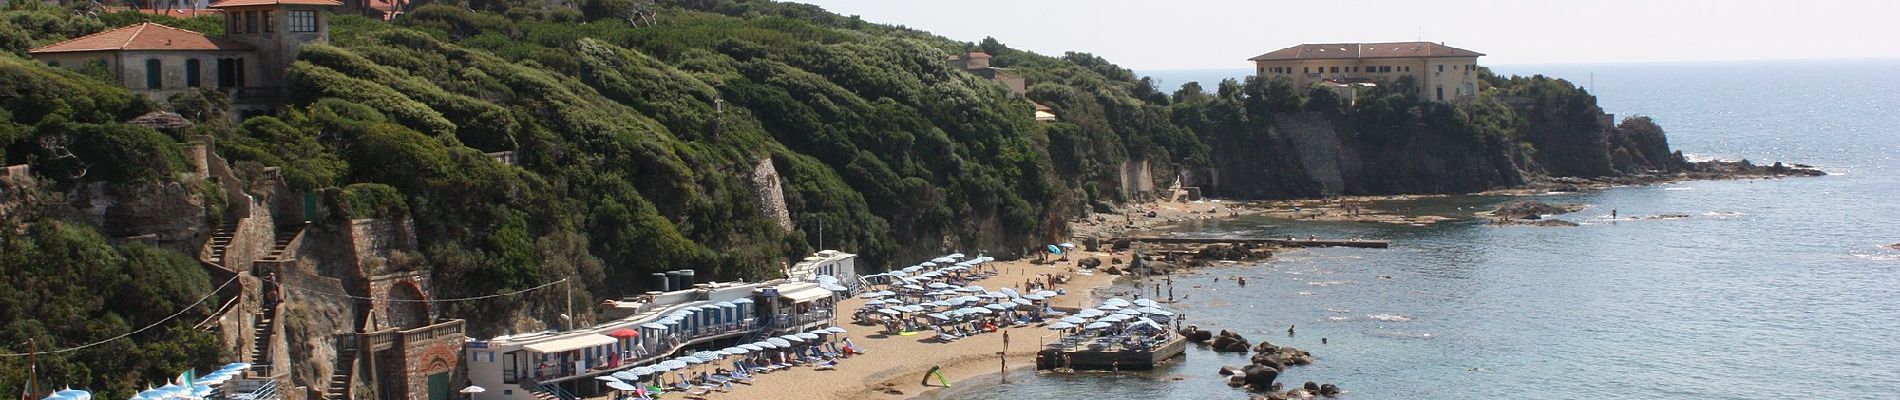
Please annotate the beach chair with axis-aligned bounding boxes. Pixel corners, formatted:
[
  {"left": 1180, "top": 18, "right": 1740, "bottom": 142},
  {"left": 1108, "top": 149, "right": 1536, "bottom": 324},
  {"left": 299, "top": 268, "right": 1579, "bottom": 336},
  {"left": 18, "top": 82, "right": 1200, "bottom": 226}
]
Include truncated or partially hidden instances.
[{"left": 814, "top": 360, "right": 838, "bottom": 371}]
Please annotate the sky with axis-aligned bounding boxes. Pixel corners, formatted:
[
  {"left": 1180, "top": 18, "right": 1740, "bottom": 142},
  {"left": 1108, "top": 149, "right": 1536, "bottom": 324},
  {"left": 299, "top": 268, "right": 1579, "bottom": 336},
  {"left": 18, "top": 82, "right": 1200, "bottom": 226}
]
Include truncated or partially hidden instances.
[{"left": 788, "top": 0, "right": 1900, "bottom": 70}]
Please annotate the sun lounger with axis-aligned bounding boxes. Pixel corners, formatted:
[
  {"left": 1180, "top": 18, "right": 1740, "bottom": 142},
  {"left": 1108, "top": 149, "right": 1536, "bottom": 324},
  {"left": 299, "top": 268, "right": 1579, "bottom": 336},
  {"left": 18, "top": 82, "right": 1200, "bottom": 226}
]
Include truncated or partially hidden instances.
[{"left": 814, "top": 360, "right": 838, "bottom": 371}]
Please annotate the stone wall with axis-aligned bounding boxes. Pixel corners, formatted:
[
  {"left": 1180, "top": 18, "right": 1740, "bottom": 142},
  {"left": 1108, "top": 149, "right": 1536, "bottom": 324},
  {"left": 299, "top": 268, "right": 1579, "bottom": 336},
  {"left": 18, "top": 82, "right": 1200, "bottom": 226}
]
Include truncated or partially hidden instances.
[
  {"left": 367, "top": 271, "right": 433, "bottom": 331},
  {"left": 1118, "top": 159, "right": 1155, "bottom": 199},
  {"left": 349, "top": 218, "right": 417, "bottom": 276}
]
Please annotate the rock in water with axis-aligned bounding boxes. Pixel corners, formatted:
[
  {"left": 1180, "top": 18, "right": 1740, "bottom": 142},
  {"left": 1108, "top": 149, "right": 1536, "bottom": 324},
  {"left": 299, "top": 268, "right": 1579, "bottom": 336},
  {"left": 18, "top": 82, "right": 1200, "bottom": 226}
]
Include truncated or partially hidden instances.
[
  {"left": 1490, "top": 200, "right": 1585, "bottom": 220},
  {"left": 1212, "top": 330, "right": 1252, "bottom": 352},
  {"left": 1887, "top": 243, "right": 1900, "bottom": 251},
  {"left": 1319, "top": 383, "right": 1342, "bottom": 396},
  {"left": 1241, "top": 364, "right": 1279, "bottom": 391}
]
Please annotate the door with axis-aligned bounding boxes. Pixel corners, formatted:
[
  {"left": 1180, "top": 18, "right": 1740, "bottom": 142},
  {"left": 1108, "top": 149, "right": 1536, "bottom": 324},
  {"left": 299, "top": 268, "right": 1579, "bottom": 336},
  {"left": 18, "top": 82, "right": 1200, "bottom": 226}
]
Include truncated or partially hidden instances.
[{"left": 426, "top": 372, "right": 449, "bottom": 400}]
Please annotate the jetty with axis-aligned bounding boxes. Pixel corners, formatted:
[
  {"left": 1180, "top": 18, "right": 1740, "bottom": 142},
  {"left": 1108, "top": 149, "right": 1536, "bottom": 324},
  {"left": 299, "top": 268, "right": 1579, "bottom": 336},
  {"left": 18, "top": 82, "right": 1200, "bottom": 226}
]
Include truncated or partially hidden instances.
[{"left": 1110, "top": 236, "right": 1390, "bottom": 249}]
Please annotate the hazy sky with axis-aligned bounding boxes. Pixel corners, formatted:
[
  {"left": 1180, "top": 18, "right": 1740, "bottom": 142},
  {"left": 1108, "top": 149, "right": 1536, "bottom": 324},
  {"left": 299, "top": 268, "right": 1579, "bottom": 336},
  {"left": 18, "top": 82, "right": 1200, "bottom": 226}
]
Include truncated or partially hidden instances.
[{"left": 789, "top": 0, "right": 1900, "bottom": 70}]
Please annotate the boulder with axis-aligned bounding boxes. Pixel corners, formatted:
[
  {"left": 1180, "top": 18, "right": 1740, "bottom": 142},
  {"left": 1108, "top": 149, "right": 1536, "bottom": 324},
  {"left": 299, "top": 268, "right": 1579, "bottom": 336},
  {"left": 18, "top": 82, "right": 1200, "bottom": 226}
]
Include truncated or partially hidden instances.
[
  {"left": 1218, "top": 365, "right": 1243, "bottom": 376},
  {"left": 1303, "top": 381, "right": 1320, "bottom": 392},
  {"left": 1104, "top": 266, "right": 1123, "bottom": 275},
  {"left": 1112, "top": 238, "right": 1133, "bottom": 250},
  {"left": 1078, "top": 257, "right": 1102, "bottom": 268},
  {"left": 1180, "top": 326, "right": 1214, "bottom": 343},
  {"left": 1241, "top": 364, "right": 1279, "bottom": 391},
  {"left": 1490, "top": 200, "right": 1585, "bottom": 220},
  {"left": 1285, "top": 389, "right": 1309, "bottom": 399},
  {"left": 1211, "top": 330, "right": 1251, "bottom": 353},
  {"left": 1319, "top": 383, "right": 1342, "bottom": 396}
]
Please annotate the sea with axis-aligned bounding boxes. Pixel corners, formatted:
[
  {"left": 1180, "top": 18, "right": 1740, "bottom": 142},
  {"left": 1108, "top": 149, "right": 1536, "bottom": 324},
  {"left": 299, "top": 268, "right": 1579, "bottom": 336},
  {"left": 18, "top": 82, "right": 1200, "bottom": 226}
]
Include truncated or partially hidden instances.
[{"left": 930, "top": 60, "right": 1900, "bottom": 399}]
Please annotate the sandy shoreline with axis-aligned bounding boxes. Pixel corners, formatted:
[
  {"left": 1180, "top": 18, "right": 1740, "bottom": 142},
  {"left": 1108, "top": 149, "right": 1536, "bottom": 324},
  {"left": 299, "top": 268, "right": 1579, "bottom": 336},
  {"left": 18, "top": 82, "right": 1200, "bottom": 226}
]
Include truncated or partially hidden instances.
[{"left": 714, "top": 255, "right": 1123, "bottom": 400}]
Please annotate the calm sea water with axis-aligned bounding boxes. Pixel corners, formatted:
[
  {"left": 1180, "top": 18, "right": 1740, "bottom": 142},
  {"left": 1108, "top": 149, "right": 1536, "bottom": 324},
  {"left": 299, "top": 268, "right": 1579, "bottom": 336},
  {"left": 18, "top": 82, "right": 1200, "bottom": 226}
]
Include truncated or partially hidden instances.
[{"left": 933, "top": 60, "right": 1900, "bottom": 399}]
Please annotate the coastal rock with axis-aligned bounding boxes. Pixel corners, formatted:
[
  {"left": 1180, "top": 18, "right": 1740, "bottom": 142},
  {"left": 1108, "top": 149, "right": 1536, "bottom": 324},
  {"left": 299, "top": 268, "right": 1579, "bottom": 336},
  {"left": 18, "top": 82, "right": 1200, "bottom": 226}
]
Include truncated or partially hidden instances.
[
  {"left": 1285, "top": 389, "right": 1310, "bottom": 399},
  {"left": 1180, "top": 326, "right": 1214, "bottom": 343},
  {"left": 1490, "top": 200, "right": 1586, "bottom": 220},
  {"left": 1319, "top": 383, "right": 1342, "bottom": 396},
  {"left": 1887, "top": 243, "right": 1900, "bottom": 251},
  {"left": 1104, "top": 265, "right": 1124, "bottom": 275},
  {"left": 1211, "top": 330, "right": 1251, "bottom": 352},
  {"left": 1303, "top": 381, "right": 1320, "bottom": 392},
  {"left": 1113, "top": 238, "right": 1133, "bottom": 250},
  {"left": 1219, "top": 365, "right": 1243, "bottom": 375},
  {"left": 1241, "top": 364, "right": 1280, "bottom": 391},
  {"left": 1078, "top": 257, "right": 1102, "bottom": 268}
]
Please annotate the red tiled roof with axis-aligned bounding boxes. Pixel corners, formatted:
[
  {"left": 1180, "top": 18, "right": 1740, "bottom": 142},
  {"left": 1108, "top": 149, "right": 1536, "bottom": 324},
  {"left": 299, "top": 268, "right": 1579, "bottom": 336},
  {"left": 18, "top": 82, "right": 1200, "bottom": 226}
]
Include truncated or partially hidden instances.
[
  {"left": 1249, "top": 42, "right": 1484, "bottom": 61},
  {"left": 28, "top": 22, "right": 254, "bottom": 54},
  {"left": 208, "top": 0, "right": 342, "bottom": 8},
  {"left": 963, "top": 51, "right": 992, "bottom": 58}
]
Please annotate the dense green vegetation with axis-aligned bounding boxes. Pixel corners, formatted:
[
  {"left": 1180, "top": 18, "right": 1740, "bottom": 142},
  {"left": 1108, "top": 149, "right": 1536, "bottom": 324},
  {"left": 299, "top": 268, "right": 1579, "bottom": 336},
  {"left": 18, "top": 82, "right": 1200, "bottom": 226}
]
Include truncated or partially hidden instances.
[{"left": 0, "top": 0, "right": 1683, "bottom": 395}]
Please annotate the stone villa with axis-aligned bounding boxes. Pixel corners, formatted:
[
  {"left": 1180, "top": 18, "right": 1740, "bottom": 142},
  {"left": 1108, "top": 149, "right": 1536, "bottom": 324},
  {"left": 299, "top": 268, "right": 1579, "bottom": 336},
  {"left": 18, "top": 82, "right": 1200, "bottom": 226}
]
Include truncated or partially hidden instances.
[
  {"left": 27, "top": 0, "right": 342, "bottom": 113},
  {"left": 1249, "top": 41, "right": 1484, "bottom": 102}
]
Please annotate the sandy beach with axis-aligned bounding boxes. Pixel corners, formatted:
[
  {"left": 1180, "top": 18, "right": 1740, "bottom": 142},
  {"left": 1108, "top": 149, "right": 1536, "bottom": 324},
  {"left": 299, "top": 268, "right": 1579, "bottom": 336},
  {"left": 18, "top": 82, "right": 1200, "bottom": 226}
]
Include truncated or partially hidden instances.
[{"left": 710, "top": 255, "right": 1123, "bottom": 400}]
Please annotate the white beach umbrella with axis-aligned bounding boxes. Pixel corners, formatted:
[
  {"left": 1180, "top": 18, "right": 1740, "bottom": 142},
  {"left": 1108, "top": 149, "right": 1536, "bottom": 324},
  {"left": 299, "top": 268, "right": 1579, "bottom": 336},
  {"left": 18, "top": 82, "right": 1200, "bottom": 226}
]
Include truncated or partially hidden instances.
[
  {"left": 739, "top": 344, "right": 764, "bottom": 351},
  {"left": 1098, "top": 304, "right": 1123, "bottom": 311},
  {"left": 1047, "top": 322, "right": 1076, "bottom": 330},
  {"left": 825, "top": 326, "right": 848, "bottom": 334},
  {"left": 1077, "top": 309, "right": 1105, "bottom": 317},
  {"left": 606, "top": 381, "right": 638, "bottom": 391},
  {"left": 1035, "top": 290, "right": 1059, "bottom": 297},
  {"left": 1102, "top": 298, "right": 1132, "bottom": 307},
  {"left": 1060, "top": 316, "right": 1088, "bottom": 324},
  {"left": 797, "top": 332, "right": 821, "bottom": 340},
  {"left": 459, "top": 386, "right": 487, "bottom": 394},
  {"left": 612, "top": 371, "right": 640, "bottom": 380},
  {"left": 594, "top": 376, "right": 622, "bottom": 383},
  {"left": 1084, "top": 322, "right": 1114, "bottom": 330},
  {"left": 1133, "top": 299, "right": 1161, "bottom": 307},
  {"left": 767, "top": 338, "right": 792, "bottom": 347},
  {"left": 1011, "top": 298, "right": 1034, "bottom": 305}
]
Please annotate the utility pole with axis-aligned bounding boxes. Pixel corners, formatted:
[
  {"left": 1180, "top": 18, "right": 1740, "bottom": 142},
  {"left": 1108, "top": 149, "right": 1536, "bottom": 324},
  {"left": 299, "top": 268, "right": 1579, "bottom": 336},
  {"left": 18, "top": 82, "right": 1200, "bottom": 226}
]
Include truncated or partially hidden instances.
[
  {"left": 28, "top": 339, "right": 38, "bottom": 400},
  {"left": 564, "top": 279, "right": 575, "bottom": 331}
]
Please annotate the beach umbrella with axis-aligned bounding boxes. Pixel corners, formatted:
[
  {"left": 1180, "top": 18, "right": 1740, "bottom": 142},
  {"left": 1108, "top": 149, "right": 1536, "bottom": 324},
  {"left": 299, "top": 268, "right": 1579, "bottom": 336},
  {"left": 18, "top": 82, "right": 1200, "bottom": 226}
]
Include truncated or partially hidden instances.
[
  {"left": 821, "top": 283, "right": 849, "bottom": 292},
  {"left": 984, "top": 291, "right": 1009, "bottom": 299},
  {"left": 1024, "top": 294, "right": 1047, "bottom": 301},
  {"left": 1133, "top": 299, "right": 1161, "bottom": 307},
  {"left": 797, "top": 332, "right": 821, "bottom": 340},
  {"left": 657, "top": 360, "right": 686, "bottom": 371},
  {"left": 927, "top": 282, "right": 952, "bottom": 289},
  {"left": 825, "top": 326, "right": 849, "bottom": 334},
  {"left": 595, "top": 376, "right": 623, "bottom": 383},
  {"left": 1060, "top": 316, "right": 1088, "bottom": 324},
  {"left": 1047, "top": 322, "right": 1076, "bottom": 330},
  {"left": 641, "top": 322, "right": 669, "bottom": 330},
  {"left": 676, "top": 356, "right": 704, "bottom": 365},
  {"left": 778, "top": 335, "right": 804, "bottom": 344},
  {"left": 1011, "top": 298, "right": 1035, "bottom": 305},
  {"left": 920, "top": 262, "right": 937, "bottom": 268},
  {"left": 888, "top": 270, "right": 908, "bottom": 277},
  {"left": 902, "top": 284, "right": 925, "bottom": 290},
  {"left": 1147, "top": 309, "right": 1176, "bottom": 316},
  {"left": 1000, "top": 287, "right": 1020, "bottom": 297},
  {"left": 1103, "top": 298, "right": 1132, "bottom": 307},
  {"left": 607, "top": 328, "right": 640, "bottom": 339},
  {"left": 967, "top": 307, "right": 994, "bottom": 314},
  {"left": 904, "top": 305, "right": 929, "bottom": 313},
  {"left": 860, "top": 292, "right": 886, "bottom": 299},
  {"left": 984, "top": 303, "right": 1011, "bottom": 310},
  {"left": 1077, "top": 309, "right": 1105, "bottom": 317},
  {"left": 459, "top": 386, "right": 486, "bottom": 394},
  {"left": 877, "top": 290, "right": 897, "bottom": 297},
  {"left": 753, "top": 341, "right": 778, "bottom": 349},
  {"left": 927, "top": 313, "right": 952, "bottom": 320},
  {"left": 606, "top": 381, "right": 638, "bottom": 391},
  {"left": 739, "top": 344, "right": 764, "bottom": 351},
  {"left": 955, "top": 295, "right": 982, "bottom": 303},
  {"left": 695, "top": 351, "right": 721, "bottom": 361},
  {"left": 1117, "top": 309, "right": 1142, "bottom": 315},
  {"left": 1084, "top": 322, "right": 1114, "bottom": 330},
  {"left": 877, "top": 308, "right": 902, "bottom": 315},
  {"left": 1100, "top": 314, "right": 1131, "bottom": 322},
  {"left": 1036, "top": 290, "right": 1059, "bottom": 297},
  {"left": 1136, "top": 307, "right": 1167, "bottom": 314},
  {"left": 932, "top": 257, "right": 955, "bottom": 264},
  {"left": 1046, "top": 244, "right": 1062, "bottom": 254},
  {"left": 903, "top": 266, "right": 923, "bottom": 273},
  {"left": 1098, "top": 304, "right": 1123, "bottom": 311},
  {"left": 632, "top": 367, "right": 657, "bottom": 376},
  {"left": 767, "top": 338, "right": 792, "bottom": 347},
  {"left": 963, "top": 285, "right": 986, "bottom": 292},
  {"left": 612, "top": 371, "right": 640, "bottom": 380},
  {"left": 219, "top": 363, "right": 251, "bottom": 372}
]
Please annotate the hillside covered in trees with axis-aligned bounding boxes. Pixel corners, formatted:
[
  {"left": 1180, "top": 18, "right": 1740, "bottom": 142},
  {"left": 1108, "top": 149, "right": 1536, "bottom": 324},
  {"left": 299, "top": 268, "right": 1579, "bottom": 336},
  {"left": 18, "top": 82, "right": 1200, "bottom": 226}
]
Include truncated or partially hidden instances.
[{"left": 2, "top": 0, "right": 1697, "bottom": 395}]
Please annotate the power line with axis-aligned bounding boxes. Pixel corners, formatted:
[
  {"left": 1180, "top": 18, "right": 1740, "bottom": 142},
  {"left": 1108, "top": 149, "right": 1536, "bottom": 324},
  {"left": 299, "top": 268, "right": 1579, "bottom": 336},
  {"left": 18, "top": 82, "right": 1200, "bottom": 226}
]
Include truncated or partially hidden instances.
[
  {"left": 1, "top": 276, "right": 239, "bottom": 358},
  {"left": 264, "top": 277, "right": 569, "bottom": 303}
]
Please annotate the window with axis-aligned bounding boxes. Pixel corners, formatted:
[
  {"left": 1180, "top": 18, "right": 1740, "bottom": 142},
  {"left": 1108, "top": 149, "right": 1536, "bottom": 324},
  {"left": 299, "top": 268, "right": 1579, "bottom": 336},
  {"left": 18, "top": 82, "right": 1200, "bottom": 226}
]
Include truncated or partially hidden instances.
[
  {"left": 186, "top": 59, "right": 200, "bottom": 87},
  {"left": 145, "top": 59, "right": 161, "bottom": 89},
  {"left": 1436, "top": 86, "right": 1444, "bottom": 101},
  {"left": 263, "top": 11, "right": 274, "bottom": 33},
  {"left": 1329, "top": 66, "right": 1338, "bottom": 73},
  {"left": 1437, "top": 64, "right": 1444, "bottom": 72},
  {"left": 289, "top": 10, "right": 317, "bottom": 33},
  {"left": 217, "top": 58, "right": 236, "bottom": 88},
  {"left": 244, "top": 11, "right": 257, "bottom": 33},
  {"left": 1303, "top": 67, "right": 1309, "bottom": 73}
]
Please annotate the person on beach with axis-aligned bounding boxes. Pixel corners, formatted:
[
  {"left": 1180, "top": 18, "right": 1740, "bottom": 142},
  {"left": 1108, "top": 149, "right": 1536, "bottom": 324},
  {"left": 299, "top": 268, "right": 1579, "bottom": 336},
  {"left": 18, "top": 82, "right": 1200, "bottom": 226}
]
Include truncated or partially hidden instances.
[{"left": 1287, "top": 325, "right": 1296, "bottom": 336}]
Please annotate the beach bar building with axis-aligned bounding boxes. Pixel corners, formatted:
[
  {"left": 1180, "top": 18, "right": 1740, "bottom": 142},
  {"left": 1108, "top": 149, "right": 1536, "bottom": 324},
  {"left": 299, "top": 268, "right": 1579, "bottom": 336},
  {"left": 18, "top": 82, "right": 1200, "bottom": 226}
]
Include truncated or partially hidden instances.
[{"left": 463, "top": 253, "right": 855, "bottom": 400}]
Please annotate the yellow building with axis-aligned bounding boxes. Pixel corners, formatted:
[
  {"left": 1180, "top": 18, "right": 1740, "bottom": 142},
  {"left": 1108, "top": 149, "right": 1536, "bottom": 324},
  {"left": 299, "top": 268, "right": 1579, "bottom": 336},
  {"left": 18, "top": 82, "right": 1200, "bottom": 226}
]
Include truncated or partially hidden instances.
[{"left": 1249, "top": 41, "right": 1484, "bottom": 102}]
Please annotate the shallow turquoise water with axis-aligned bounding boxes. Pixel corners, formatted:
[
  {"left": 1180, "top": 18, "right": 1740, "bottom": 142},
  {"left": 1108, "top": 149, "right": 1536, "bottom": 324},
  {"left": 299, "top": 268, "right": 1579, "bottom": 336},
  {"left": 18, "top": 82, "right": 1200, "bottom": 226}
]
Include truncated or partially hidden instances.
[{"left": 936, "top": 60, "right": 1900, "bottom": 399}]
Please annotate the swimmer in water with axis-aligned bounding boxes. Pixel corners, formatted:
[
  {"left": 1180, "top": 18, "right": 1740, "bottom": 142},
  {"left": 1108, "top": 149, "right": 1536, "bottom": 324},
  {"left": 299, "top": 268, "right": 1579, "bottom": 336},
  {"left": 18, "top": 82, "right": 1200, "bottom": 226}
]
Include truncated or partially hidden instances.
[{"left": 1287, "top": 325, "right": 1295, "bottom": 336}]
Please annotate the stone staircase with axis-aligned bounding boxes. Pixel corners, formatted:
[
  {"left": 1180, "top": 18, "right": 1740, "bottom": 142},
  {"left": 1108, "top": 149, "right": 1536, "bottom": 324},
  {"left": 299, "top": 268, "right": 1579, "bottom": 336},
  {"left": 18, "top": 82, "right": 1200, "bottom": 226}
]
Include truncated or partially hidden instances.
[
  {"left": 207, "top": 221, "right": 239, "bottom": 267},
  {"left": 249, "top": 302, "right": 278, "bottom": 376},
  {"left": 262, "top": 228, "right": 298, "bottom": 262},
  {"left": 325, "top": 343, "right": 356, "bottom": 400}
]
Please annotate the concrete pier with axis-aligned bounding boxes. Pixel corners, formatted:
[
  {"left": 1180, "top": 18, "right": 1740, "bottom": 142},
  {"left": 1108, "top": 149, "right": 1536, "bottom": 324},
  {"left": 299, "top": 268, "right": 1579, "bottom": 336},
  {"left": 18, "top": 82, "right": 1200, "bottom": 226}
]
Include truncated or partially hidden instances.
[{"left": 1110, "top": 236, "right": 1389, "bottom": 249}]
